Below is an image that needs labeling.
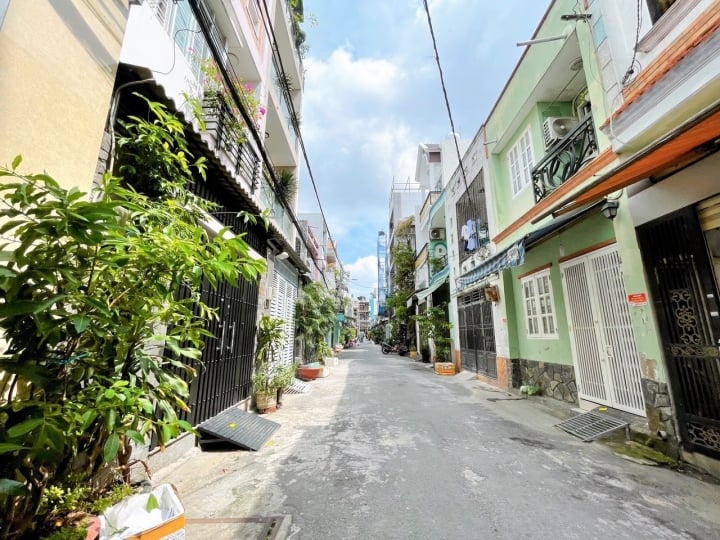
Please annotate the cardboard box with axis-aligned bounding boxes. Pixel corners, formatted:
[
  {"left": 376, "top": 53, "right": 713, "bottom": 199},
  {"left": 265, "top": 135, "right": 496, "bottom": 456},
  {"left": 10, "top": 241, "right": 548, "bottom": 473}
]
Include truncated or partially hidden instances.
[{"left": 100, "top": 483, "right": 185, "bottom": 539}]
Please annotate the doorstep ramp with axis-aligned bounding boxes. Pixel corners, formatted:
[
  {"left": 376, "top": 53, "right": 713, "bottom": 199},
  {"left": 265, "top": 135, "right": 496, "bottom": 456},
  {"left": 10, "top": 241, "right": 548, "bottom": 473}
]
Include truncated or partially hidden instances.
[
  {"left": 555, "top": 410, "right": 629, "bottom": 442},
  {"left": 197, "top": 406, "right": 280, "bottom": 451}
]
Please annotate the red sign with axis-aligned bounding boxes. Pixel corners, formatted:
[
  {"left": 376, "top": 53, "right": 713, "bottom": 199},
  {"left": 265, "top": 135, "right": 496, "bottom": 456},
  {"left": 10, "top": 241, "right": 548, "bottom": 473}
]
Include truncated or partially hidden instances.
[{"left": 627, "top": 293, "right": 648, "bottom": 306}]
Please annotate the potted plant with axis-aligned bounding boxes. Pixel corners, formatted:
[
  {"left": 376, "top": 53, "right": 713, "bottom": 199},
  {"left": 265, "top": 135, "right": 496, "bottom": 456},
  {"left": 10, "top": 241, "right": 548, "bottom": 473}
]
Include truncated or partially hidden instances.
[
  {"left": 253, "top": 314, "right": 286, "bottom": 413},
  {"left": 317, "top": 341, "right": 334, "bottom": 374},
  {"left": 271, "top": 361, "right": 297, "bottom": 408},
  {"left": 295, "top": 282, "right": 336, "bottom": 364},
  {"left": 252, "top": 368, "right": 275, "bottom": 412},
  {"left": 412, "top": 304, "right": 453, "bottom": 374}
]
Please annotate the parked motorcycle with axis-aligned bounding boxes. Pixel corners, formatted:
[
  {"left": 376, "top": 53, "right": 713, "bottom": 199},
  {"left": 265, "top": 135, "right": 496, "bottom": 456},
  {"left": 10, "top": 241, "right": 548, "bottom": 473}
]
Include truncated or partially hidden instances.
[{"left": 381, "top": 341, "right": 408, "bottom": 356}]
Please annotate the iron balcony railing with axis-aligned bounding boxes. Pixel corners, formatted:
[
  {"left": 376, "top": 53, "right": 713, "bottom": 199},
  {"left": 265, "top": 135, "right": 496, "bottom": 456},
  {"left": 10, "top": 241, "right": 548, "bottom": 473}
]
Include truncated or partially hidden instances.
[
  {"left": 202, "top": 95, "right": 262, "bottom": 190},
  {"left": 531, "top": 114, "right": 598, "bottom": 203},
  {"left": 430, "top": 254, "right": 448, "bottom": 276}
]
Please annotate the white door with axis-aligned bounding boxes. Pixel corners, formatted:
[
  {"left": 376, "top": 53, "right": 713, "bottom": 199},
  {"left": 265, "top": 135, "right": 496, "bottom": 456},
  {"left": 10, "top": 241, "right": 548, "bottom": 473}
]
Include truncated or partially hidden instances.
[
  {"left": 270, "top": 271, "right": 297, "bottom": 364},
  {"left": 560, "top": 245, "right": 646, "bottom": 416}
]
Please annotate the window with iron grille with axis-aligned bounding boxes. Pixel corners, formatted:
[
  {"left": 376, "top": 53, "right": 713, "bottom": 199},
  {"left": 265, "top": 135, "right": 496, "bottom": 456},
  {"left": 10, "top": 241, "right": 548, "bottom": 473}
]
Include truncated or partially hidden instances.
[
  {"left": 507, "top": 127, "right": 534, "bottom": 197},
  {"left": 455, "top": 170, "right": 487, "bottom": 264},
  {"left": 520, "top": 269, "right": 557, "bottom": 338}
]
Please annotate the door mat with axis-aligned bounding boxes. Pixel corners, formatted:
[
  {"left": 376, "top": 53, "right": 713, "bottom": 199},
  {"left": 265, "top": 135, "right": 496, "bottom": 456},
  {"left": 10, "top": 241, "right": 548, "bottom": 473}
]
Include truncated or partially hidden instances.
[
  {"left": 555, "top": 410, "right": 629, "bottom": 442},
  {"left": 197, "top": 407, "right": 280, "bottom": 451}
]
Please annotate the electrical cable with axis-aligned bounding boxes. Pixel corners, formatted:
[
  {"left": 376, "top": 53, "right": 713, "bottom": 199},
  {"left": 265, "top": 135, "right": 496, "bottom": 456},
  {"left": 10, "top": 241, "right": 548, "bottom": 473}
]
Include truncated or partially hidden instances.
[
  {"left": 186, "top": 0, "right": 325, "bottom": 284},
  {"left": 621, "top": 0, "right": 643, "bottom": 86},
  {"left": 257, "top": 0, "right": 342, "bottom": 279},
  {"left": 421, "top": 0, "right": 484, "bottom": 266}
]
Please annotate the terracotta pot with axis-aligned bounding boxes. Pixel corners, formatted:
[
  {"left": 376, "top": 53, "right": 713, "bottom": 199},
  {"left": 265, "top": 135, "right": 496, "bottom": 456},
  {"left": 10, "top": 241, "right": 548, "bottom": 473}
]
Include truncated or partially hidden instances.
[{"left": 297, "top": 365, "right": 322, "bottom": 380}]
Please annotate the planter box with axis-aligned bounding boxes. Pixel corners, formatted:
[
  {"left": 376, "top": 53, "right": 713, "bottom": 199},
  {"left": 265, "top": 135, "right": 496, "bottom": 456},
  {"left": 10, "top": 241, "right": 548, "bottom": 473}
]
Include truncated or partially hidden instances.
[
  {"left": 434, "top": 362, "right": 456, "bottom": 376},
  {"left": 100, "top": 483, "right": 185, "bottom": 539},
  {"left": 297, "top": 365, "right": 323, "bottom": 380}
]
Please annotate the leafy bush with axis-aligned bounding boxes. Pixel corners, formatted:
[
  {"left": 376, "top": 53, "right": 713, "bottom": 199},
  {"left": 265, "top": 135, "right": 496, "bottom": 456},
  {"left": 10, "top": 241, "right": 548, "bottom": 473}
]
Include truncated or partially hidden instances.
[{"left": 0, "top": 97, "right": 265, "bottom": 537}]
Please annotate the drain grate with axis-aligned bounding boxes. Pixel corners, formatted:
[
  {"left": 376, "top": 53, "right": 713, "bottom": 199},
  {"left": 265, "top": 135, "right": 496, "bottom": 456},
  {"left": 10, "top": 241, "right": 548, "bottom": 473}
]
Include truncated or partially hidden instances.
[
  {"left": 285, "top": 378, "right": 312, "bottom": 394},
  {"left": 555, "top": 410, "right": 629, "bottom": 442},
  {"left": 186, "top": 515, "right": 287, "bottom": 539}
]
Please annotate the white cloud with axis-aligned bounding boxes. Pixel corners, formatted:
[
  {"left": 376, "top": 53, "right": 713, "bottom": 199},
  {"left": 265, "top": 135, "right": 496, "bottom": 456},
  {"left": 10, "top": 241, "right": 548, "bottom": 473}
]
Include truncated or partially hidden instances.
[{"left": 346, "top": 255, "right": 378, "bottom": 298}]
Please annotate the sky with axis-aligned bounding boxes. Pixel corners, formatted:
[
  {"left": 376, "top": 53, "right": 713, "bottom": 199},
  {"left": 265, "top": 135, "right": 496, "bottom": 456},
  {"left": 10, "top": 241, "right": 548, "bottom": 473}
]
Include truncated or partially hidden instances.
[{"left": 297, "top": 0, "right": 551, "bottom": 299}]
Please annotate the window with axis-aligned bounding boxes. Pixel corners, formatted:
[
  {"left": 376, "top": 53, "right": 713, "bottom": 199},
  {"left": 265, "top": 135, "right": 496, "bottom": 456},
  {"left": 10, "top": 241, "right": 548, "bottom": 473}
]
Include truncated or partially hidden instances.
[
  {"left": 646, "top": 0, "right": 677, "bottom": 24},
  {"left": 521, "top": 269, "right": 557, "bottom": 338},
  {"left": 455, "top": 170, "right": 488, "bottom": 264},
  {"left": 507, "top": 127, "right": 535, "bottom": 197},
  {"left": 247, "top": 0, "right": 261, "bottom": 35}
]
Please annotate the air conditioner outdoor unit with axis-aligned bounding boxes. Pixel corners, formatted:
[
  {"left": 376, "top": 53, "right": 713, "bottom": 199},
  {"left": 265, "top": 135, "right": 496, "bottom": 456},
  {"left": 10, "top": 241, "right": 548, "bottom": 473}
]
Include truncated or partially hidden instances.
[
  {"left": 430, "top": 228, "right": 445, "bottom": 240},
  {"left": 543, "top": 117, "right": 577, "bottom": 148}
]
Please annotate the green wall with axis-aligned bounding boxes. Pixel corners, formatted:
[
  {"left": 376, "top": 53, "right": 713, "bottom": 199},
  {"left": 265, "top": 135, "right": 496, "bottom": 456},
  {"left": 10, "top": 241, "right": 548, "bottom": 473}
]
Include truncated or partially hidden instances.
[{"left": 507, "top": 212, "right": 615, "bottom": 365}]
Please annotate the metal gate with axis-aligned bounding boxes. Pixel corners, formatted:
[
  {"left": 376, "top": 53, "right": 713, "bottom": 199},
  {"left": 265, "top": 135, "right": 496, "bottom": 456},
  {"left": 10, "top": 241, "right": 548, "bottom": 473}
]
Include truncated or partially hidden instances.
[
  {"left": 458, "top": 288, "right": 496, "bottom": 377},
  {"left": 173, "top": 276, "right": 259, "bottom": 427},
  {"left": 638, "top": 207, "right": 720, "bottom": 458},
  {"left": 560, "top": 244, "right": 646, "bottom": 416}
]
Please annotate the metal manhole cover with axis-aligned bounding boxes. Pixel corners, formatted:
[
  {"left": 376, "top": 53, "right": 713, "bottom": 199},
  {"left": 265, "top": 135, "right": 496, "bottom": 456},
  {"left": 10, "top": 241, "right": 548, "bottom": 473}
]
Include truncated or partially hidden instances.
[{"left": 555, "top": 410, "right": 629, "bottom": 442}]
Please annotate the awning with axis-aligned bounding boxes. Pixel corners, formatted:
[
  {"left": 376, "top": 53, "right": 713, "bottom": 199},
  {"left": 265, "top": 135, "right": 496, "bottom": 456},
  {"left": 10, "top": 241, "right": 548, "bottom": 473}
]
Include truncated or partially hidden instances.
[
  {"left": 456, "top": 240, "right": 525, "bottom": 289},
  {"left": 417, "top": 268, "right": 450, "bottom": 301},
  {"left": 525, "top": 200, "right": 603, "bottom": 248},
  {"left": 456, "top": 201, "right": 602, "bottom": 289}
]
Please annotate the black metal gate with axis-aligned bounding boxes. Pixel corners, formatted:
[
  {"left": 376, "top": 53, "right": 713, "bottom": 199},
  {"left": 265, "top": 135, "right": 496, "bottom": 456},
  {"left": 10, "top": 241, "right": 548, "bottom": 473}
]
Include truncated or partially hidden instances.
[
  {"left": 458, "top": 289, "right": 496, "bottom": 377},
  {"left": 637, "top": 207, "right": 720, "bottom": 458},
  {"left": 174, "top": 276, "right": 259, "bottom": 427}
]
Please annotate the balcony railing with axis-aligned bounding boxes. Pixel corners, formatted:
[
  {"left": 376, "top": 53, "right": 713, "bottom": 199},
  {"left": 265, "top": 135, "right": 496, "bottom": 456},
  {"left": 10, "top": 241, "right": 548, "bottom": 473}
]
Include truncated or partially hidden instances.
[
  {"left": 430, "top": 255, "right": 448, "bottom": 276},
  {"left": 531, "top": 114, "right": 597, "bottom": 203},
  {"left": 202, "top": 95, "right": 261, "bottom": 190}
]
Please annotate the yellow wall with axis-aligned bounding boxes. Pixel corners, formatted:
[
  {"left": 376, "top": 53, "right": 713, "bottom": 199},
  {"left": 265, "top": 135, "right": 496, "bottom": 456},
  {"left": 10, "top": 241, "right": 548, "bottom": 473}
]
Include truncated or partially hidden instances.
[{"left": 0, "top": 0, "right": 128, "bottom": 190}]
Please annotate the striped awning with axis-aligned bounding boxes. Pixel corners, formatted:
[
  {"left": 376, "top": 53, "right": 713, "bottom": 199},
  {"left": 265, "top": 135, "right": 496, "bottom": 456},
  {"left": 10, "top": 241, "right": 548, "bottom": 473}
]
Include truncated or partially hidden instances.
[
  {"left": 417, "top": 269, "right": 450, "bottom": 301},
  {"left": 456, "top": 240, "right": 525, "bottom": 289}
]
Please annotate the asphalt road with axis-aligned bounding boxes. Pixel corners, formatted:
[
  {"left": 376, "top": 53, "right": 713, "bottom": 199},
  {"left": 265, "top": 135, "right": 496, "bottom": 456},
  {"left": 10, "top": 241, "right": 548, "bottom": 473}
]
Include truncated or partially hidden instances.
[{"left": 154, "top": 342, "right": 720, "bottom": 540}]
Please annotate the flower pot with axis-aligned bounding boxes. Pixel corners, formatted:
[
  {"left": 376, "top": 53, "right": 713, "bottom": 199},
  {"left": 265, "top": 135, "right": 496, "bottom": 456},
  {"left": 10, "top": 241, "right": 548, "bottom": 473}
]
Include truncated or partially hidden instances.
[
  {"left": 297, "top": 365, "right": 322, "bottom": 380},
  {"left": 255, "top": 390, "right": 277, "bottom": 413}
]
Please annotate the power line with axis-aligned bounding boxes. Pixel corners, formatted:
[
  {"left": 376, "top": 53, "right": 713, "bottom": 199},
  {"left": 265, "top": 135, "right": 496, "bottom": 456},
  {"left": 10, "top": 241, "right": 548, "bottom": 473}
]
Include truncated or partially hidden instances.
[
  {"left": 421, "top": 0, "right": 484, "bottom": 257},
  {"left": 421, "top": 0, "right": 468, "bottom": 189},
  {"left": 187, "top": 0, "right": 325, "bottom": 283},
  {"left": 257, "top": 0, "right": 343, "bottom": 277}
]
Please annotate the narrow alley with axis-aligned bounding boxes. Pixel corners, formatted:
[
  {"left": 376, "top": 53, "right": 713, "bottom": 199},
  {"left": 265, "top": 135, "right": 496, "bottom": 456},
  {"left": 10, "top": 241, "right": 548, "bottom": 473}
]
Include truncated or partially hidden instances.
[{"left": 154, "top": 343, "right": 720, "bottom": 540}]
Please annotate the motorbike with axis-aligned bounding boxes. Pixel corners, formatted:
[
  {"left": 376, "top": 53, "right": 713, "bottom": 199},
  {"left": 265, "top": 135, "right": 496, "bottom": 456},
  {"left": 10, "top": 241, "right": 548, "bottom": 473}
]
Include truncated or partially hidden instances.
[{"left": 381, "top": 341, "right": 408, "bottom": 356}]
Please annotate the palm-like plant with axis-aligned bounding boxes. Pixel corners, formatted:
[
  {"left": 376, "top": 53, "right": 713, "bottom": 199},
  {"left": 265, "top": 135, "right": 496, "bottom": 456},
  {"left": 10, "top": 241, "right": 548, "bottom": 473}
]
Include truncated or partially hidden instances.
[
  {"left": 295, "top": 282, "right": 336, "bottom": 362},
  {"left": 253, "top": 314, "right": 286, "bottom": 394},
  {"left": 273, "top": 168, "right": 297, "bottom": 205}
]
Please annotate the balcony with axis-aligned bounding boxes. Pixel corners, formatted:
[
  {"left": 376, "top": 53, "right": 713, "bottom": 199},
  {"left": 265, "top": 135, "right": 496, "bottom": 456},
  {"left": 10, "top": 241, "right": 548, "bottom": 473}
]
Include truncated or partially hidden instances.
[
  {"left": 430, "top": 255, "right": 448, "bottom": 277},
  {"left": 202, "top": 95, "right": 262, "bottom": 189},
  {"left": 531, "top": 114, "right": 597, "bottom": 203}
]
